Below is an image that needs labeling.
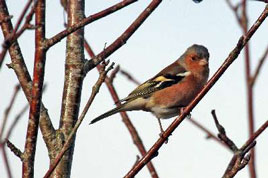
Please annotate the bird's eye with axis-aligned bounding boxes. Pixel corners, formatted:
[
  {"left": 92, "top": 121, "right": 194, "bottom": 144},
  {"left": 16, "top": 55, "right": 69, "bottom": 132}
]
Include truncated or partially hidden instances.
[{"left": 191, "top": 56, "right": 198, "bottom": 61}]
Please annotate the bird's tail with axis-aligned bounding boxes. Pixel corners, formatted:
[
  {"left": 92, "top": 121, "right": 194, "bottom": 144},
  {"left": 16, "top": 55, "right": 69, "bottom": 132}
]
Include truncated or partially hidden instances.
[{"left": 89, "top": 104, "right": 125, "bottom": 125}]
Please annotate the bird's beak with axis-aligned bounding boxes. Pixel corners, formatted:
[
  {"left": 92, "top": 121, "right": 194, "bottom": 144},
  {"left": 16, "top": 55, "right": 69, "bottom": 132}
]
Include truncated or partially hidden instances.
[{"left": 199, "top": 58, "right": 208, "bottom": 66}]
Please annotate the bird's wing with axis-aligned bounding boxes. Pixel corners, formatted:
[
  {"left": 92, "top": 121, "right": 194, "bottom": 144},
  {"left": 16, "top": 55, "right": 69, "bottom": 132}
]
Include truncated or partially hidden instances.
[{"left": 120, "top": 66, "right": 190, "bottom": 102}]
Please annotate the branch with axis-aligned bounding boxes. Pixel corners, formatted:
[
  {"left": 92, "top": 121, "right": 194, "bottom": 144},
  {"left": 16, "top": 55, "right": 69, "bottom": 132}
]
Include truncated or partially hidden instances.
[
  {"left": 187, "top": 117, "right": 230, "bottom": 149},
  {"left": 240, "top": 0, "right": 256, "bottom": 177},
  {"left": 45, "top": 0, "right": 137, "bottom": 48},
  {"left": 1, "top": 146, "right": 12, "bottom": 178},
  {"left": 6, "top": 140, "right": 23, "bottom": 160},
  {"left": 84, "top": 40, "right": 159, "bottom": 178},
  {"left": 0, "top": 84, "right": 20, "bottom": 140},
  {"left": 0, "top": 0, "right": 55, "bottom": 151},
  {"left": 222, "top": 120, "right": 268, "bottom": 178},
  {"left": 225, "top": 0, "right": 242, "bottom": 25},
  {"left": 124, "top": 5, "right": 268, "bottom": 177},
  {"left": 250, "top": 45, "right": 268, "bottom": 86},
  {"left": 0, "top": 0, "right": 36, "bottom": 69},
  {"left": 83, "top": 0, "right": 163, "bottom": 74},
  {"left": 43, "top": 61, "right": 114, "bottom": 178},
  {"left": 120, "top": 68, "right": 141, "bottom": 85},
  {"left": 109, "top": 65, "right": 120, "bottom": 83},
  {"left": 22, "top": 0, "right": 46, "bottom": 177},
  {"left": 211, "top": 110, "right": 238, "bottom": 152}
]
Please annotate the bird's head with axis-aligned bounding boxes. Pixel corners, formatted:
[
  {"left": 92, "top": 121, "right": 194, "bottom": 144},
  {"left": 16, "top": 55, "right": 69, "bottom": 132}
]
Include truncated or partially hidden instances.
[{"left": 179, "top": 44, "right": 210, "bottom": 75}]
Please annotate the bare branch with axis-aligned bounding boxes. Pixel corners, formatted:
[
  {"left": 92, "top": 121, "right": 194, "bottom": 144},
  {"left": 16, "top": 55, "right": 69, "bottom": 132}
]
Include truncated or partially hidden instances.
[
  {"left": 45, "top": 0, "right": 137, "bottom": 49},
  {"left": 250, "top": 46, "right": 268, "bottom": 86},
  {"left": 0, "top": 3, "right": 56, "bottom": 167},
  {"left": 223, "top": 120, "right": 268, "bottom": 178},
  {"left": 211, "top": 110, "right": 238, "bottom": 152},
  {"left": 0, "top": 0, "right": 36, "bottom": 69},
  {"left": 43, "top": 61, "right": 114, "bottom": 178},
  {"left": 187, "top": 117, "right": 230, "bottom": 149},
  {"left": 83, "top": 0, "right": 163, "bottom": 74},
  {"left": 1, "top": 146, "right": 13, "bottom": 178},
  {"left": 124, "top": 6, "right": 268, "bottom": 177},
  {"left": 0, "top": 84, "right": 20, "bottom": 140},
  {"left": 22, "top": 0, "right": 46, "bottom": 177},
  {"left": 6, "top": 140, "right": 23, "bottom": 161},
  {"left": 109, "top": 65, "right": 120, "bottom": 83},
  {"left": 120, "top": 68, "right": 141, "bottom": 85}
]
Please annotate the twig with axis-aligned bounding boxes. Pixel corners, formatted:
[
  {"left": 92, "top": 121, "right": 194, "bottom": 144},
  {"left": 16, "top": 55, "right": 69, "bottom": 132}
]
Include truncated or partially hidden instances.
[
  {"left": 225, "top": 0, "right": 242, "bottom": 25},
  {"left": 187, "top": 117, "right": 229, "bottom": 149},
  {"left": 109, "top": 65, "right": 120, "bottom": 83},
  {"left": 120, "top": 69, "right": 141, "bottom": 85},
  {"left": 0, "top": 84, "right": 20, "bottom": 140},
  {"left": 222, "top": 120, "right": 268, "bottom": 178},
  {"left": 250, "top": 46, "right": 268, "bottom": 86},
  {"left": 6, "top": 140, "right": 23, "bottom": 161},
  {"left": 1, "top": 146, "right": 12, "bottom": 178},
  {"left": 6, "top": 104, "right": 29, "bottom": 140},
  {"left": 222, "top": 144, "right": 255, "bottom": 178},
  {"left": 0, "top": 0, "right": 36, "bottom": 69},
  {"left": 45, "top": 0, "right": 137, "bottom": 49},
  {"left": 43, "top": 62, "right": 114, "bottom": 178},
  {"left": 124, "top": 6, "right": 268, "bottom": 177},
  {"left": 83, "top": 0, "right": 163, "bottom": 74},
  {"left": 84, "top": 40, "right": 159, "bottom": 178},
  {"left": 211, "top": 110, "right": 238, "bottom": 152}
]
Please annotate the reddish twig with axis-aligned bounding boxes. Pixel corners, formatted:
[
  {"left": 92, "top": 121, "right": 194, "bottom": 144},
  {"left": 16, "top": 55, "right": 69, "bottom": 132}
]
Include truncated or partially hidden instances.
[
  {"left": 84, "top": 41, "right": 159, "bottom": 178},
  {"left": 6, "top": 104, "right": 29, "bottom": 141},
  {"left": 22, "top": 0, "right": 46, "bottom": 177},
  {"left": 187, "top": 117, "right": 230, "bottom": 149},
  {"left": 225, "top": 0, "right": 242, "bottom": 25},
  {"left": 1, "top": 146, "right": 12, "bottom": 178},
  {"left": 0, "top": 0, "right": 35, "bottom": 69},
  {"left": 45, "top": 0, "right": 137, "bottom": 49},
  {"left": 211, "top": 110, "right": 238, "bottom": 152},
  {"left": 242, "top": 120, "right": 268, "bottom": 150},
  {"left": 223, "top": 120, "right": 268, "bottom": 178},
  {"left": 124, "top": 6, "right": 268, "bottom": 177},
  {"left": 0, "top": 84, "right": 20, "bottom": 140},
  {"left": 120, "top": 69, "right": 141, "bottom": 85},
  {"left": 210, "top": 110, "right": 254, "bottom": 178},
  {"left": 250, "top": 46, "right": 268, "bottom": 86},
  {"left": 240, "top": 1, "right": 256, "bottom": 177},
  {"left": 43, "top": 62, "right": 114, "bottom": 178},
  {"left": 83, "top": 0, "right": 163, "bottom": 74},
  {"left": 109, "top": 65, "right": 120, "bottom": 84}
]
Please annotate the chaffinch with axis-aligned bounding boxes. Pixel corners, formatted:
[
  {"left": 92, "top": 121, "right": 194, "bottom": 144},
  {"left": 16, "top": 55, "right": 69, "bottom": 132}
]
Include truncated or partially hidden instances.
[{"left": 90, "top": 44, "right": 209, "bottom": 133}]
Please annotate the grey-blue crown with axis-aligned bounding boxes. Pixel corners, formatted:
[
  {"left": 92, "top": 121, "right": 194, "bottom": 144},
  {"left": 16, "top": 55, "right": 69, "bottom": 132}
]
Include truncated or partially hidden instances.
[{"left": 187, "top": 44, "right": 209, "bottom": 60}]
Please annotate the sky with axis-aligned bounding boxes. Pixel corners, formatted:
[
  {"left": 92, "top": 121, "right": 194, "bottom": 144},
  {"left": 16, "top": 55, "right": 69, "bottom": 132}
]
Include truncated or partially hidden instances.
[{"left": 1, "top": 0, "right": 268, "bottom": 177}]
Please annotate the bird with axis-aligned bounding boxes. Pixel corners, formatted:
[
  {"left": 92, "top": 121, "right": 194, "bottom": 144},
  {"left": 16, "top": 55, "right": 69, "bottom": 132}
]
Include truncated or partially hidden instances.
[{"left": 90, "top": 44, "right": 210, "bottom": 134}]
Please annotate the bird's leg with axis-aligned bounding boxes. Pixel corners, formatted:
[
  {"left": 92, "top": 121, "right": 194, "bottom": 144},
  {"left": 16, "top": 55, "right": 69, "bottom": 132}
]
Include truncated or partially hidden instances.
[
  {"left": 157, "top": 117, "right": 164, "bottom": 134},
  {"left": 157, "top": 118, "right": 168, "bottom": 144}
]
